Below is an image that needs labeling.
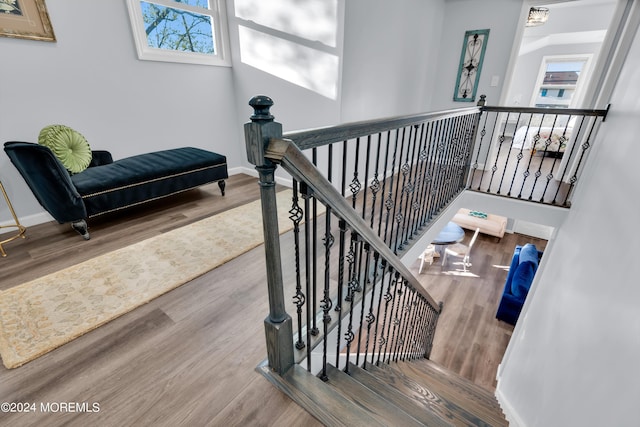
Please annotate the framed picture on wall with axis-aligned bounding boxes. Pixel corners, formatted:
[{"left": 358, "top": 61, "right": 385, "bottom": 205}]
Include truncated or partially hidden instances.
[
  {"left": 453, "top": 29, "right": 489, "bottom": 102},
  {"left": 0, "top": 0, "right": 55, "bottom": 42}
]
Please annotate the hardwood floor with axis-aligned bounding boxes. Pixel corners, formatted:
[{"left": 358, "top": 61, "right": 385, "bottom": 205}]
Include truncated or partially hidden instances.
[
  {"left": 409, "top": 229, "right": 547, "bottom": 390},
  {"left": 0, "top": 173, "right": 545, "bottom": 425}
]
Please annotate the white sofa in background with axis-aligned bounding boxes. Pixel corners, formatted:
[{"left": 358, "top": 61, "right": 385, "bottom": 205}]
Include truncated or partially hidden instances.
[{"left": 452, "top": 208, "right": 507, "bottom": 240}]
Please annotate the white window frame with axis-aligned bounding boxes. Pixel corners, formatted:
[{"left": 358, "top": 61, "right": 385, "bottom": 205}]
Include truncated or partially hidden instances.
[
  {"left": 126, "top": 0, "right": 231, "bottom": 67},
  {"left": 530, "top": 54, "right": 593, "bottom": 108}
]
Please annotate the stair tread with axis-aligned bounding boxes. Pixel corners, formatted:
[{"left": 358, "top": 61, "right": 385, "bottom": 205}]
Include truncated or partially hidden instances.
[
  {"left": 396, "top": 359, "right": 505, "bottom": 415},
  {"left": 368, "top": 362, "right": 507, "bottom": 427},
  {"left": 324, "top": 363, "right": 432, "bottom": 427},
  {"left": 258, "top": 363, "right": 387, "bottom": 427},
  {"left": 346, "top": 362, "right": 454, "bottom": 427}
]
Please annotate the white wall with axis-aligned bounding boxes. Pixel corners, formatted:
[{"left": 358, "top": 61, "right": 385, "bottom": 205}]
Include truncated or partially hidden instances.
[
  {"left": 2, "top": 0, "right": 455, "bottom": 225},
  {"left": 429, "top": 0, "right": 522, "bottom": 110},
  {"left": 340, "top": 0, "right": 445, "bottom": 122},
  {"left": 496, "top": 14, "right": 640, "bottom": 426},
  {"left": 505, "top": 1, "right": 616, "bottom": 107},
  {"left": 0, "top": 0, "right": 243, "bottom": 224},
  {"left": 227, "top": 0, "right": 345, "bottom": 135}
]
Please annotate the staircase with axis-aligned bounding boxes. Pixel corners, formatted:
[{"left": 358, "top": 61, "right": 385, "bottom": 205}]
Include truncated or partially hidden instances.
[{"left": 258, "top": 358, "right": 507, "bottom": 426}]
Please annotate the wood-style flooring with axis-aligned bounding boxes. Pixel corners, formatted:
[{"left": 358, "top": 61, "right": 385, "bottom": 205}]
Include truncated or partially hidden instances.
[{"left": 0, "top": 173, "right": 546, "bottom": 426}]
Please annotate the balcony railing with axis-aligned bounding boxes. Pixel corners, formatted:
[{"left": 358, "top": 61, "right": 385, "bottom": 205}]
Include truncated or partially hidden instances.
[
  {"left": 470, "top": 99, "right": 608, "bottom": 206},
  {"left": 244, "top": 94, "right": 608, "bottom": 381}
]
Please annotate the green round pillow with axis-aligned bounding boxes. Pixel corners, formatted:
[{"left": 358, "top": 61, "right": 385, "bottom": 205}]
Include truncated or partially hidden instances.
[{"left": 38, "top": 125, "right": 92, "bottom": 174}]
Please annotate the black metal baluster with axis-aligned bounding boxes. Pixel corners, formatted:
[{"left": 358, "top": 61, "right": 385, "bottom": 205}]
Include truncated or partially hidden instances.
[
  {"left": 318, "top": 147, "right": 334, "bottom": 382},
  {"left": 554, "top": 115, "right": 586, "bottom": 205},
  {"left": 486, "top": 112, "right": 512, "bottom": 194},
  {"left": 563, "top": 116, "right": 599, "bottom": 206},
  {"left": 362, "top": 135, "right": 372, "bottom": 220},
  {"left": 376, "top": 131, "right": 392, "bottom": 239},
  {"left": 527, "top": 114, "right": 556, "bottom": 201},
  {"left": 362, "top": 251, "right": 381, "bottom": 369},
  {"left": 369, "top": 133, "right": 383, "bottom": 230},
  {"left": 334, "top": 219, "right": 347, "bottom": 367},
  {"left": 310, "top": 149, "right": 319, "bottom": 337},
  {"left": 399, "top": 288, "right": 418, "bottom": 361},
  {"left": 343, "top": 232, "right": 361, "bottom": 374},
  {"left": 443, "top": 116, "right": 459, "bottom": 203},
  {"left": 401, "top": 124, "right": 422, "bottom": 248},
  {"left": 418, "top": 121, "right": 436, "bottom": 226},
  {"left": 341, "top": 140, "right": 348, "bottom": 197},
  {"left": 448, "top": 116, "right": 465, "bottom": 201},
  {"left": 425, "top": 302, "right": 443, "bottom": 358},
  {"left": 393, "top": 278, "right": 411, "bottom": 362},
  {"left": 494, "top": 113, "right": 522, "bottom": 195},
  {"left": 431, "top": 118, "right": 447, "bottom": 218},
  {"left": 460, "top": 113, "right": 478, "bottom": 191},
  {"left": 507, "top": 114, "right": 532, "bottom": 197},
  {"left": 517, "top": 115, "right": 544, "bottom": 199},
  {"left": 378, "top": 269, "right": 397, "bottom": 365},
  {"left": 389, "top": 127, "right": 409, "bottom": 254},
  {"left": 387, "top": 274, "right": 404, "bottom": 363},
  {"left": 355, "top": 242, "right": 372, "bottom": 366},
  {"left": 540, "top": 115, "right": 569, "bottom": 203},
  {"left": 409, "top": 123, "right": 428, "bottom": 237},
  {"left": 301, "top": 182, "right": 313, "bottom": 370},
  {"left": 419, "top": 302, "right": 434, "bottom": 358},
  {"left": 382, "top": 130, "right": 400, "bottom": 247},
  {"left": 410, "top": 296, "right": 427, "bottom": 359},
  {"left": 372, "top": 260, "right": 389, "bottom": 366},
  {"left": 290, "top": 180, "right": 306, "bottom": 351},
  {"left": 471, "top": 111, "right": 490, "bottom": 190},
  {"left": 350, "top": 137, "right": 362, "bottom": 209}
]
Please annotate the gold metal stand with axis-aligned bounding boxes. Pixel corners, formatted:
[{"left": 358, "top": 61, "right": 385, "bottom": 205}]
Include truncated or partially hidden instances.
[{"left": 0, "top": 181, "right": 27, "bottom": 257}]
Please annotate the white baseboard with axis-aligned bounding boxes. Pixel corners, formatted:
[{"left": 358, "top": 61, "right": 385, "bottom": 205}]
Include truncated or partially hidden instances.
[
  {"left": 228, "top": 166, "right": 293, "bottom": 187},
  {"left": 495, "top": 386, "right": 525, "bottom": 427},
  {"left": 512, "top": 219, "right": 555, "bottom": 240},
  {"left": 0, "top": 211, "right": 54, "bottom": 228}
]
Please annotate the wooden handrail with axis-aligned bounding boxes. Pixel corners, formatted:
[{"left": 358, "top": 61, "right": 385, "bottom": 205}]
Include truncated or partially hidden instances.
[
  {"left": 481, "top": 105, "right": 609, "bottom": 119},
  {"left": 284, "top": 107, "right": 481, "bottom": 150}
]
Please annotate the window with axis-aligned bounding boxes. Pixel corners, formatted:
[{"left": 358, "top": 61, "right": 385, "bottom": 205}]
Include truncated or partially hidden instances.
[
  {"left": 531, "top": 55, "right": 592, "bottom": 108},
  {"left": 126, "top": 0, "right": 231, "bottom": 66}
]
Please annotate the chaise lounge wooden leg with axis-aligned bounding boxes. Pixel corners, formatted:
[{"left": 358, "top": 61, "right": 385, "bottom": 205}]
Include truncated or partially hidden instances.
[
  {"left": 71, "top": 220, "right": 90, "bottom": 240},
  {"left": 218, "top": 180, "right": 226, "bottom": 196}
]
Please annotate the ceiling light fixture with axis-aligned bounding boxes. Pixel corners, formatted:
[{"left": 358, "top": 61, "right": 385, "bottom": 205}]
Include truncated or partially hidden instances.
[{"left": 526, "top": 6, "right": 550, "bottom": 27}]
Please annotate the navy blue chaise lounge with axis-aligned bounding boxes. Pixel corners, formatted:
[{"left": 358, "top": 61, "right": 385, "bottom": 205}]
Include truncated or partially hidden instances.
[{"left": 4, "top": 141, "right": 228, "bottom": 240}]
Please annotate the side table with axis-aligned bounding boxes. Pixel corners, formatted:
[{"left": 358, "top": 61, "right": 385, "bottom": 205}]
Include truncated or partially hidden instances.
[{"left": 0, "top": 181, "right": 27, "bottom": 257}]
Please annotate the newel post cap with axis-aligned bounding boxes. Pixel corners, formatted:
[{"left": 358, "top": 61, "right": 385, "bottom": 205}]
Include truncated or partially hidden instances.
[{"left": 249, "top": 95, "right": 275, "bottom": 122}]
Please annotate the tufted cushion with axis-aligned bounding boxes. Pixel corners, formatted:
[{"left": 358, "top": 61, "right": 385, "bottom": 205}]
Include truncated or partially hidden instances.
[{"left": 38, "top": 125, "right": 92, "bottom": 174}]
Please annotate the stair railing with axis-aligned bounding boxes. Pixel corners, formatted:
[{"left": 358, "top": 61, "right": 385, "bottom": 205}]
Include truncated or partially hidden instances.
[
  {"left": 244, "top": 95, "right": 482, "bottom": 377},
  {"left": 469, "top": 101, "right": 609, "bottom": 206}
]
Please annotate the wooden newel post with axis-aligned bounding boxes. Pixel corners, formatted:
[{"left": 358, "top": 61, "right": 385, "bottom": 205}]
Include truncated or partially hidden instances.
[{"left": 244, "top": 95, "right": 294, "bottom": 374}]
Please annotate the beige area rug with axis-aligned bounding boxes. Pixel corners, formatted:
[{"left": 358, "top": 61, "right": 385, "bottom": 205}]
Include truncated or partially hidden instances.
[{"left": 0, "top": 190, "right": 298, "bottom": 369}]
